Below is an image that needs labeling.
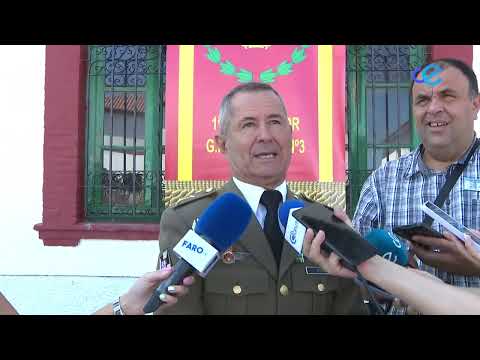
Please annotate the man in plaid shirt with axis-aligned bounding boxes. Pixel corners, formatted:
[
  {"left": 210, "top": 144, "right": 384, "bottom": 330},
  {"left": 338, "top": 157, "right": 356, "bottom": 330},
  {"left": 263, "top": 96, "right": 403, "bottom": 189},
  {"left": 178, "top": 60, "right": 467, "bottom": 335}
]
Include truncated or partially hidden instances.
[{"left": 353, "top": 58, "right": 480, "bottom": 314}]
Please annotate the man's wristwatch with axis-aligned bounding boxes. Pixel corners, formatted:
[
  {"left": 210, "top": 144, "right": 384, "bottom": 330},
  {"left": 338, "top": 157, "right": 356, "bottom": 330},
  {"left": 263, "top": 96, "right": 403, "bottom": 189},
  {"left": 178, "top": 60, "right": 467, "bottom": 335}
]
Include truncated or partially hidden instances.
[{"left": 112, "top": 297, "right": 125, "bottom": 315}]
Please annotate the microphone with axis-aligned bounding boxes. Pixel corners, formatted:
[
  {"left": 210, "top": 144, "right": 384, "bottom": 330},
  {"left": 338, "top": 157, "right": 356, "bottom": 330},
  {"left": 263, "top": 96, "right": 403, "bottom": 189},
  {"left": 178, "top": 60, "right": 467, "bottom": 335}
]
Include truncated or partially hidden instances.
[
  {"left": 279, "top": 202, "right": 408, "bottom": 270},
  {"left": 279, "top": 202, "right": 408, "bottom": 311},
  {"left": 289, "top": 202, "right": 378, "bottom": 270},
  {"left": 365, "top": 229, "right": 409, "bottom": 266},
  {"left": 143, "top": 192, "right": 252, "bottom": 313},
  {"left": 278, "top": 199, "right": 306, "bottom": 254},
  {"left": 355, "top": 229, "right": 410, "bottom": 301},
  {"left": 281, "top": 202, "right": 400, "bottom": 266}
]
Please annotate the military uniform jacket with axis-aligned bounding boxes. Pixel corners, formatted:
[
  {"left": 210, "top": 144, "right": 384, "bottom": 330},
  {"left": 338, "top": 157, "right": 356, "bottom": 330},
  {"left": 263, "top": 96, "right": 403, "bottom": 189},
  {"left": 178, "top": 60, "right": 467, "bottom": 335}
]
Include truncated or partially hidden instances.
[{"left": 155, "top": 180, "right": 368, "bottom": 315}]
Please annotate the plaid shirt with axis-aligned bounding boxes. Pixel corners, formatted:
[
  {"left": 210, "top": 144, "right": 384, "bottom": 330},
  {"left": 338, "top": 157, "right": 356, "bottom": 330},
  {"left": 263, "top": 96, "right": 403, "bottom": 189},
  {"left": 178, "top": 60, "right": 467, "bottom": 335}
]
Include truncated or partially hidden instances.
[{"left": 353, "top": 137, "right": 480, "bottom": 313}]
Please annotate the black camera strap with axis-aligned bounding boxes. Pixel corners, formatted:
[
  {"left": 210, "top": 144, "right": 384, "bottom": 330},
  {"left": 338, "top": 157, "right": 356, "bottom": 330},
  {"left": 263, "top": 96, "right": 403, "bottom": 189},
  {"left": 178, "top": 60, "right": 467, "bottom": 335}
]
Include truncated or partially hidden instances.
[{"left": 424, "top": 138, "right": 479, "bottom": 226}]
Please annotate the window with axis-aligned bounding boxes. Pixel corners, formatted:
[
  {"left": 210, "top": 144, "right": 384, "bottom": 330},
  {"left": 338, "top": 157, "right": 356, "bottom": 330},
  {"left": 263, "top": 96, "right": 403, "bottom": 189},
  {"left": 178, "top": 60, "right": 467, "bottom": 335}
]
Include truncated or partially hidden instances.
[
  {"left": 346, "top": 45, "right": 427, "bottom": 216},
  {"left": 86, "top": 45, "right": 166, "bottom": 221}
]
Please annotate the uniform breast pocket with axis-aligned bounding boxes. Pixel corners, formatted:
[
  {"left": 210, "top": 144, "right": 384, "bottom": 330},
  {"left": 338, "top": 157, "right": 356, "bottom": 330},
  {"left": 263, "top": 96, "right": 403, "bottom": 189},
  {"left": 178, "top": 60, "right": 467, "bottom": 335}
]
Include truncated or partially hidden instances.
[
  {"left": 204, "top": 266, "right": 270, "bottom": 315},
  {"left": 290, "top": 265, "right": 340, "bottom": 315}
]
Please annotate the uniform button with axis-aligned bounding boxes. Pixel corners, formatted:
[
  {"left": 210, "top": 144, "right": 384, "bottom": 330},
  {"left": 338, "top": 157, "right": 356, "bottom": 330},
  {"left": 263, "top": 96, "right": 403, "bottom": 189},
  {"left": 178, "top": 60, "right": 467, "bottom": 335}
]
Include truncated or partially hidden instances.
[
  {"left": 279, "top": 284, "right": 289, "bottom": 296},
  {"left": 233, "top": 285, "right": 242, "bottom": 295},
  {"left": 317, "top": 283, "right": 325, "bottom": 292}
]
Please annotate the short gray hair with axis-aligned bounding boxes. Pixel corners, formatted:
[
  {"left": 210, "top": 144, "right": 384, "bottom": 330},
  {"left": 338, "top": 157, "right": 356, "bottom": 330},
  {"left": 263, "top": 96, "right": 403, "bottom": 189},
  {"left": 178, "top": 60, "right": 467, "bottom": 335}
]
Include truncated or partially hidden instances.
[{"left": 218, "top": 82, "right": 288, "bottom": 136}]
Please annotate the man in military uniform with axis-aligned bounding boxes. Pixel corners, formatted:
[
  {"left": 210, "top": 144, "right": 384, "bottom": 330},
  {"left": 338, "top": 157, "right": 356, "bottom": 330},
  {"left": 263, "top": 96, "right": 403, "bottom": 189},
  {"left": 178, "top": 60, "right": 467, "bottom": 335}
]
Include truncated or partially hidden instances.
[{"left": 155, "top": 82, "right": 368, "bottom": 315}]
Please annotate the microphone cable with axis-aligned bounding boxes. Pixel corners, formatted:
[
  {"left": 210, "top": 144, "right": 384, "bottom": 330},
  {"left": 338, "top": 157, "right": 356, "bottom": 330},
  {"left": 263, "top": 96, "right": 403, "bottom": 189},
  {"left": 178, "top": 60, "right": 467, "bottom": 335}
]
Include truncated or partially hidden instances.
[{"left": 355, "top": 270, "right": 387, "bottom": 315}]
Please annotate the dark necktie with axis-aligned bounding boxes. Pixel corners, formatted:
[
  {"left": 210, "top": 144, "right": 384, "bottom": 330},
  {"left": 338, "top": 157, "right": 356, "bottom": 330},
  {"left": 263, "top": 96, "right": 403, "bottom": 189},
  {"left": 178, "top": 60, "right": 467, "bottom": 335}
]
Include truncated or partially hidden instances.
[{"left": 260, "top": 190, "right": 284, "bottom": 266}]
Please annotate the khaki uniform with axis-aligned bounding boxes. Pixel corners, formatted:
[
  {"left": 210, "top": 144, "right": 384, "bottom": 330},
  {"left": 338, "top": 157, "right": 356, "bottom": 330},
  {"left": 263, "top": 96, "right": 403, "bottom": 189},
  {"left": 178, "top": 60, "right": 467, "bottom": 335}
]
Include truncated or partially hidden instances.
[{"left": 155, "top": 180, "right": 369, "bottom": 315}]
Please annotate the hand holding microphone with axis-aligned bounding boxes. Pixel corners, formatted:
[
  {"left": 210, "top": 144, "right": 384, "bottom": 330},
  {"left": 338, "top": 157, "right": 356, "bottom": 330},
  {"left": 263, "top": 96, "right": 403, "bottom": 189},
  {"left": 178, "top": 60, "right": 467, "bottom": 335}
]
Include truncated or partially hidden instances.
[
  {"left": 279, "top": 199, "right": 409, "bottom": 273},
  {"left": 301, "top": 208, "right": 361, "bottom": 278},
  {"left": 117, "top": 267, "right": 195, "bottom": 315},
  {"left": 279, "top": 200, "right": 377, "bottom": 272},
  {"left": 302, "top": 215, "right": 411, "bottom": 280},
  {"left": 293, "top": 204, "right": 480, "bottom": 314},
  {"left": 143, "top": 192, "right": 252, "bottom": 314},
  {"left": 279, "top": 200, "right": 357, "bottom": 276},
  {"left": 280, "top": 200, "right": 411, "bottom": 310},
  {"left": 299, "top": 217, "right": 455, "bottom": 314}
]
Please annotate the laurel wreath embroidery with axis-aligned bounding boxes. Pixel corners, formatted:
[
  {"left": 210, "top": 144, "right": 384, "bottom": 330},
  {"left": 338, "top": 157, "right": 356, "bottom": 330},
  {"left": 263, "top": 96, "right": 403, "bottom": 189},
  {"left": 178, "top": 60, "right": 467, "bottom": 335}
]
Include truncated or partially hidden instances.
[{"left": 203, "top": 45, "right": 310, "bottom": 83}]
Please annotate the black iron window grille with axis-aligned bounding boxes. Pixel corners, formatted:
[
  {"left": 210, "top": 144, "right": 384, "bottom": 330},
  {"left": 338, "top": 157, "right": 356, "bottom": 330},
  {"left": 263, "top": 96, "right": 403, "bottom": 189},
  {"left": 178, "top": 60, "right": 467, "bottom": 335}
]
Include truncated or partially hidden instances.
[{"left": 86, "top": 45, "right": 166, "bottom": 221}]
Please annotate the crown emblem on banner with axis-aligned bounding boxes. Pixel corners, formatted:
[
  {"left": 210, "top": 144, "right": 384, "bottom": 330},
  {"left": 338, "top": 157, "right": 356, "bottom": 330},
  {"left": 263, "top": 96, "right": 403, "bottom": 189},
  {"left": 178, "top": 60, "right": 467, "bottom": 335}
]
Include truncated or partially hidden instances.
[{"left": 241, "top": 45, "right": 272, "bottom": 49}]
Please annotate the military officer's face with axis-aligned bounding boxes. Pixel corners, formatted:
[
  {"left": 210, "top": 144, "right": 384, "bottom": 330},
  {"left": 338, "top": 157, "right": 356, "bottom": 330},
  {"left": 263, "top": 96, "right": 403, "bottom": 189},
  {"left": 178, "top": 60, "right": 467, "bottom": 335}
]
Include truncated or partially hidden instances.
[{"left": 215, "top": 90, "right": 292, "bottom": 189}]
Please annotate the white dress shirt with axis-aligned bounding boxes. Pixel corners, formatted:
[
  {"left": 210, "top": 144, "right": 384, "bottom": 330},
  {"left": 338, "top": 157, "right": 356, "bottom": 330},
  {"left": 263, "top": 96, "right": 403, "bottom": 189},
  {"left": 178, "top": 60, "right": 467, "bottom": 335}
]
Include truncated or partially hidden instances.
[{"left": 232, "top": 177, "right": 287, "bottom": 229}]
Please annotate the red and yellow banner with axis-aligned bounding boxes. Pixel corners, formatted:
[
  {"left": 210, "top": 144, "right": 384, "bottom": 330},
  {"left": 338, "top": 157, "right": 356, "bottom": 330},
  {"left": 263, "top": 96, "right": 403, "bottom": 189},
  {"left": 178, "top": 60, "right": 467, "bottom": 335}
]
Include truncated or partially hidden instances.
[{"left": 165, "top": 45, "right": 345, "bottom": 182}]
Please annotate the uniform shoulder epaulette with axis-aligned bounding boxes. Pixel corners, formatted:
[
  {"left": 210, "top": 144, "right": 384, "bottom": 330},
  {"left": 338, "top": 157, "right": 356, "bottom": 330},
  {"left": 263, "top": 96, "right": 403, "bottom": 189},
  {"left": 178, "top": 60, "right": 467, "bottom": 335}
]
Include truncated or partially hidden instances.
[
  {"left": 172, "top": 188, "right": 218, "bottom": 209},
  {"left": 297, "top": 192, "right": 317, "bottom": 204}
]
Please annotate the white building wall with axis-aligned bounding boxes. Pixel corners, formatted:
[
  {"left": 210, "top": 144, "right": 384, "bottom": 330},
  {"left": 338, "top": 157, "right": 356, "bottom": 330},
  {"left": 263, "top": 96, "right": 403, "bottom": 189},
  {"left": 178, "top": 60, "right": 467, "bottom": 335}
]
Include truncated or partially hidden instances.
[{"left": 0, "top": 45, "right": 159, "bottom": 315}]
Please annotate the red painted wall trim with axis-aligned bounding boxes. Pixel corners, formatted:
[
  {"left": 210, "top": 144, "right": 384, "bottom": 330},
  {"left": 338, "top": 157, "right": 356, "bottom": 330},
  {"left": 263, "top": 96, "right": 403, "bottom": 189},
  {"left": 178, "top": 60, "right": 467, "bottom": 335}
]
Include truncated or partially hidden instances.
[
  {"left": 35, "top": 223, "right": 160, "bottom": 246},
  {"left": 429, "top": 45, "right": 473, "bottom": 65}
]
